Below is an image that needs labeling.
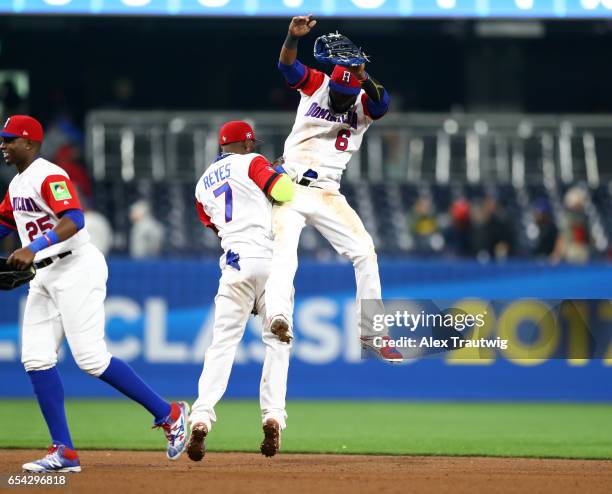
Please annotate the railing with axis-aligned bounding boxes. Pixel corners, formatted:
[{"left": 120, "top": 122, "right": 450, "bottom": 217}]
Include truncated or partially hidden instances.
[{"left": 86, "top": 111, "right": 612, "bottom": 186}]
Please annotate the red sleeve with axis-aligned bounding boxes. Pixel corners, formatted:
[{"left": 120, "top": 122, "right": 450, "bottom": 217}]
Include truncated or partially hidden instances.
[
  {"left": 40, "top": 175, "right": 82, "bottom": 214},
  {"left": 248, "top": 156, "right": 282, "bottom": 196},
  {"left": 290, "top": 66, "right": 326, "bottom": 97},
  {"left": 0, "top": 191, "right": 16, "bottom": 230},
  {"left": 195, "top": 198, "right": 218, "bottom": 234}
]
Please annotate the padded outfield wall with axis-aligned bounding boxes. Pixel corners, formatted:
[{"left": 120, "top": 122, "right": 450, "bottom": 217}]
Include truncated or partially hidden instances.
[{"left": 0, "top": 259, "right": 610, "bottom": 401}]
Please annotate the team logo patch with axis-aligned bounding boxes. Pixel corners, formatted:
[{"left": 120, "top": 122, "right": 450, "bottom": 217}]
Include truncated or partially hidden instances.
[
  {"left": 50, "top": 181, "right": 72, "bottom": 201},
  {"left": 246, "top": 132, "right": 253, "bottom": 139},
  {"left": 342, "top": 71, "right": 351, "bottom": 83}
]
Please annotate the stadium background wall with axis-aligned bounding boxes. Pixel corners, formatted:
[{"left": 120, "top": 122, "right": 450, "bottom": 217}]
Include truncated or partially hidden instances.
[{"left": 0, "top": 259, "right": 610, "bottom": 400}]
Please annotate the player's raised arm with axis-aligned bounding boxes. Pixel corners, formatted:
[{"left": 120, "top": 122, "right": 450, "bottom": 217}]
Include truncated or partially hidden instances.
[
  {"left": 278, "top": 15, "right": 317, "bottom": 88},
  {"left": 280, "top": 15, "right": 316, "bottom": 65},
  {"left": 346, "top": 64, "right": 391, "bottom": 120}
]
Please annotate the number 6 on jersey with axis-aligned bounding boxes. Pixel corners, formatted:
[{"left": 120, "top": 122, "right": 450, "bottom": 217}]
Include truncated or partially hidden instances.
[{"left": 335, "top": 130, "right": 351, "bottom": 151}]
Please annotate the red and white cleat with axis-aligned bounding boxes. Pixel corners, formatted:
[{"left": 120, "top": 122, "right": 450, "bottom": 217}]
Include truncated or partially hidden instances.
[
  {"left": 154, "top": 401, "right": 190, "bottom": 460},
  {"left": 22, "top": 444, "right": 81, "bottom": 473},
  {"left": 361, "top": 335, "right": 403, "bottom": 363}
]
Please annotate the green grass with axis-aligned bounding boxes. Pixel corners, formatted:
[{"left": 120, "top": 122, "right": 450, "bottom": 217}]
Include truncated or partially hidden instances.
[{"left": 1, "top": 400, "right": 611, "bottom": 459}]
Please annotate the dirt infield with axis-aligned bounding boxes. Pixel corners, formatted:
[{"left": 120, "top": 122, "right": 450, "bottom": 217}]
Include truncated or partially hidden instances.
[{"left": 2, "top": 450, "right": 612, "bottom": 494}]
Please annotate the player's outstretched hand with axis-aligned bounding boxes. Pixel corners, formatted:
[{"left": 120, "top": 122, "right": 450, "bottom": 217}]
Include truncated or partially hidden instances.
[
  {"left": 7, "top": 247, "right": 35, "bottom": 270},
  {"left": 288, "top": 15, "right": 317, "bottom": 38},
  {"left": 347, "top": 63, "right": 367, "bottom": 80}
]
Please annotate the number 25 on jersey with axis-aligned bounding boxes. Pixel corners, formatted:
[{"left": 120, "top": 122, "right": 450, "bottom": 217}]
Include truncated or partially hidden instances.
[{"left": 25, "top": 215, "right": 53, "bottom": 241}]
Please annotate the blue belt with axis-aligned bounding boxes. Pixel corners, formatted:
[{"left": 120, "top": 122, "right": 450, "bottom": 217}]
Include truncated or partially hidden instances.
[
  {"left": 298, "top": 169, "right": 319, "bottom": 186},
  {"left": 226, "top": 250, "right": 241, "bottom": 271}
]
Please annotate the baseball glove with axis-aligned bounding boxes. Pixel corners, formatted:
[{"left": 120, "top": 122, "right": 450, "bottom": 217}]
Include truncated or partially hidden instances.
[
  {"left": 313, "top": 32, "right": 370, "bottom": 67},
  {"left": 0, "top": 258, "right": 36, "bottom": 290}
]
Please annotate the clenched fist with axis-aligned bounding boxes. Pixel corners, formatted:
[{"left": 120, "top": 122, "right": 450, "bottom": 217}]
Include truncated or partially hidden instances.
[{"left": 7, "top": 247, "right": 35, "bottom": 270}]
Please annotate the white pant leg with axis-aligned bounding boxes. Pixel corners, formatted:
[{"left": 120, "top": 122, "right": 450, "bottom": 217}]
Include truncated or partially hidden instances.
[
  {"left": 254, "top": 260, "right": 292, "bottom": 430},
  {"left": 190, "top": 263, "right": 256, "bottom": 432},
  {"left": 49, "top": 244, "right": 112, "bottom": 377},
  {"left": 310, "top": 189, "right": 382, "bottom": 337},
  {"left": 264, "top": 190, "right": 307, "bottom": 332},
  {"left": 22, "top": 244, "right": 111, "bottom": 374},
  {"left": 21, "top": 283, "right": 64, "bottom": 372}
]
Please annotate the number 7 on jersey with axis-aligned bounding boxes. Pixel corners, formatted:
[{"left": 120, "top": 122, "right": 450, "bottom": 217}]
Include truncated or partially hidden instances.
[{"left": 213, "top": 182, "right": 233, "bottom": 222}]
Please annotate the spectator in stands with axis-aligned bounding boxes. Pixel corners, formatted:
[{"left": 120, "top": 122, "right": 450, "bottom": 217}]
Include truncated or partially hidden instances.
[
  {"left": 444, "top": 198, "right": 473, "bottom": 258},
  {"left": 129, "top": 200, "right": 164, "bottom": 258},
  {"left": 472, "top": 193, "right": 513, "bottom": 261},
  {"left": 83, "top": 199, "right": 114, "bottom": 256},
  {"left": 532, "top": 199, "right": 558, "bottom": 258},
  {"left": 409, "top": 196, "right": 444, "bottom": 255},
  {"left": 552, "top": 186, "right": 591, "bottom": 264}
]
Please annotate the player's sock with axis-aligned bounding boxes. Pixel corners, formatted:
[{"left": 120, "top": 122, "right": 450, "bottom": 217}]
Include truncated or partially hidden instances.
[
  {"left": 99, "top": 357, "right": 171, "bottom": 422},
  {"left": 27, "top": 367, "right": 75, "bottom": 450}
]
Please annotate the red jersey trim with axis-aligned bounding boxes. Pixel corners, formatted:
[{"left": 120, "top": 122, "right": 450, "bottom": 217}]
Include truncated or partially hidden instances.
[
  {"left": 264, "top": 173, "right": 282, "bottom": 196},
  {"left": 195, "top": 199, "right": 213, "bottom": 228},
  {"left": 248, "top": 155, "right": 279, "bottom": 196},
  {"left": 290, "top": 66, "right": 325, "bottom": 97},
  {"left": 40, "top": 175, "right": 82, "bottom": 214},
  {"left": 0, "top": 192, "right": 16, "bottom": 230}
]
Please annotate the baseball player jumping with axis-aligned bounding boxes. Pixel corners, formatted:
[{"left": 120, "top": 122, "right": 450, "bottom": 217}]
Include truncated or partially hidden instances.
[
  {"left": 264, "top": 16, "right": 401, "bottom": 361},
  {"left": 187, "top": 120, "right": 295, "bottom": 460},
  {"left": 0, "top": 116, "right": 189, "bottom": 473}
]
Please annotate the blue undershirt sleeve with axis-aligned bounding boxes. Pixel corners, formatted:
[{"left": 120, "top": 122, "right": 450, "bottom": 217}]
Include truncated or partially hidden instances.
[
  {"left": 58, "top": 209, "right": 85, "bottom": 231},
  {"left": 365, "top": 90, "right": 391, "bottom": 119},
  {"left": 277, "top": 59, "right": 307, "bottom": 86}
]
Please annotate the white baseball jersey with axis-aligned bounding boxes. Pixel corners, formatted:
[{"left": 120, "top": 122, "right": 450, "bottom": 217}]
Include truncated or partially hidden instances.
[
  {"left": 0, "top": 157, "right": 90, "bottom": 261},
  {"left": 195, "top": 152, "right": 281, "bottom": 259},
  {"left": 282, "top": 66, "right": 376, "bottom": 190}
]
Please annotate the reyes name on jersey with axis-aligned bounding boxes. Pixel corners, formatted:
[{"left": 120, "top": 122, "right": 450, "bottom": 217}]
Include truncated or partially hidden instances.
[{"left": 195, "top": 153, "right": 280, "bottom": 259}]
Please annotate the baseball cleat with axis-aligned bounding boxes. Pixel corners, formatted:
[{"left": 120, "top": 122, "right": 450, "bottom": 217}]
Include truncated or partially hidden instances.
[
  {"left": 22, "top": 444, "right": 81, "bottom": 473},
  {"left": 155, "top": 401, "right": 190, "bottom": 460},
  {"left": 260, "top": 419, "right": 281, "bottom": 457},
  {"left": 361, "top": 335, "right": 403, "bottom": 363},
  {"left": 186, "top": 423, "right": 208, "bottom": 462},
  {"left": 270, "top": 316, "right": 292, "bottom": 343}
]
